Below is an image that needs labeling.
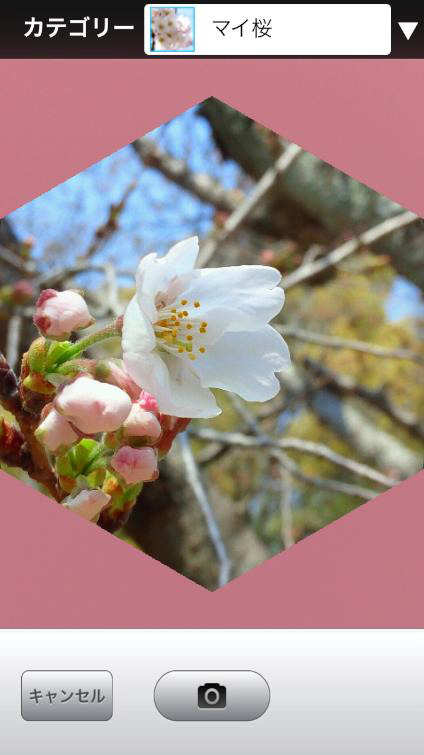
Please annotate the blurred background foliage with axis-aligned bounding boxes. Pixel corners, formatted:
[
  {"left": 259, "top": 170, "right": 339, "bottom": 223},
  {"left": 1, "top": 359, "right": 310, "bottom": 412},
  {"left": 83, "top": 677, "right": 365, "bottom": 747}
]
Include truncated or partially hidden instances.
[{"left": 1, "top": 98, "right": 423, "bottom": 588}]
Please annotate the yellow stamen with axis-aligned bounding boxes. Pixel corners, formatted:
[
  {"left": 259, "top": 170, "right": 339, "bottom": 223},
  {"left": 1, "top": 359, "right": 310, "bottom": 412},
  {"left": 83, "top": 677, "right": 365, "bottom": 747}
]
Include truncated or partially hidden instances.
[
  {"left": 186, "top": 323, "right": 193, "bottom": 330},
  {"left": 178, "top": 346, "right": 184, "bottom": 353},
  {"left": 194, "top": 301, "right": 200, "bottom": 308},
  {"left": 201, "top": 322, "right": 208, "bottom": 328},
  {"left": 189, "top": 354, "right": 196, "bottom": 360},
  {"left": 199, "top": 327, "right": 206, "bottom": 334},
  {"left": 187, "top": 335, "right": 193, "bottom": 341},
  {"left": 180, "top": 299, "right": 188, "bottom": 305},
  {"left": 178, "top": 312, "right": 185, "bottom": 318},
  {"left": 183, "top": 310, "right": 189, "bottom": 317},
  {"left": 199, "top": 347, "right": 206, "bottom": 353}
]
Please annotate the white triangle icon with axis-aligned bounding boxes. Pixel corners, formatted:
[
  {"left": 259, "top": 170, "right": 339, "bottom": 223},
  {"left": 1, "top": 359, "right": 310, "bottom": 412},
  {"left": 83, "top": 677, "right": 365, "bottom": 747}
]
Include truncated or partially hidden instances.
[{"left": 398, "top": 22, "right": 418, "bottom": 40}]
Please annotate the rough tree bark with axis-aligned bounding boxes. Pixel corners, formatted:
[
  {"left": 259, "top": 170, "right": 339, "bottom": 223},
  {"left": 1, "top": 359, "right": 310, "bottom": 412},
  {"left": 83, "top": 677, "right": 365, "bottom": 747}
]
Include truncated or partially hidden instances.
[
  {"left": 124, "top": 446, "right": 269, "bottom": 589},
  {"left": 198, "top": 98, "right": 424, "bottom": 291}
]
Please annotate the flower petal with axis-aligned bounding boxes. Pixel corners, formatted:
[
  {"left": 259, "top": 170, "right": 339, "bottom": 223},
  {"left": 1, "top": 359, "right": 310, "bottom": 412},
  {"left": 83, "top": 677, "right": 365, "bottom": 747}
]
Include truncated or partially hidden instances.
[
  {"left": 161, "top": 353, "right": 221, "bottom": 418},
  {"left": 124, "top": 348, "right": 220, "bottom": 419},
  {"left": 123, "top": 349, "right": 168, "bottom": 403},
  {"left": 164, "top": 236, "right": 199, "bottom": 273},
  {"left": 181, "top": 265, "right": 284, "bottom": 330},
  {"left": 192, "top": 326, "right": 290, "bottom": 401},
  {"left": 136, "top": 237, "right": 199, "bottom": 319},
  {"left": 122, "top": 296, "right": 155, "bottom": 354}
]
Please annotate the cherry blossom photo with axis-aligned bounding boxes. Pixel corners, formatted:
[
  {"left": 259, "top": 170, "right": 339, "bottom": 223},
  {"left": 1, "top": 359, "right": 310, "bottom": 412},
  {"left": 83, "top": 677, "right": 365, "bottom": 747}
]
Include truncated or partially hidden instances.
[
  {"left": 1, "top": 98, "right": 422, "bottom": 588},
  {"left": 150, "top": 7, "right": 194, "bottom": 52}
]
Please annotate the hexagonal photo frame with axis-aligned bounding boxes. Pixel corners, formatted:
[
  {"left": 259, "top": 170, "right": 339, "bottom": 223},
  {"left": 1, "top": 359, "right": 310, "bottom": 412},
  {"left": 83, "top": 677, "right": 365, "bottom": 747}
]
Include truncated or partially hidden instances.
[{"left": 1, "top": 97, "right": 422, "bottom": 591}]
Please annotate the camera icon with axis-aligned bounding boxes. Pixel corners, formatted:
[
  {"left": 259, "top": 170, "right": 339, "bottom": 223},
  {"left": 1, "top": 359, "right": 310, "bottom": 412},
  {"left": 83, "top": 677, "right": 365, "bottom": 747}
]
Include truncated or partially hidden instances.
[{"left": 197, "top": 683, "right": 227, "bottom": 709}]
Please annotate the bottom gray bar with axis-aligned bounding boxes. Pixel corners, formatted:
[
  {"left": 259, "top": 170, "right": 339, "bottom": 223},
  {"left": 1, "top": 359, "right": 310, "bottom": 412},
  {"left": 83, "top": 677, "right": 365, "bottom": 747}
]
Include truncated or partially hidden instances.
[{"left": 21, "top": 671, "right": 113, "bottom": 721}]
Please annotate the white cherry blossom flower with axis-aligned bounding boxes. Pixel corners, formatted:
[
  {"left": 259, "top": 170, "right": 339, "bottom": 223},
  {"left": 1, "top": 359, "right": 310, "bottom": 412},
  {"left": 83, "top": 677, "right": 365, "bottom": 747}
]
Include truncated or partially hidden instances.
[{"left": 122, "top": 237, "right": 290, "bottom": 419}]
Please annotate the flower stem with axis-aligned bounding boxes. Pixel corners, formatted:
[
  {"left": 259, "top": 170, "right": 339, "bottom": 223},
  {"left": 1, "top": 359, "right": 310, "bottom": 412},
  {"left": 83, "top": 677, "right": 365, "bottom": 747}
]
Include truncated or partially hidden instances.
[{"left": 54, "top": 324, "right": 121, "bottom": 366}]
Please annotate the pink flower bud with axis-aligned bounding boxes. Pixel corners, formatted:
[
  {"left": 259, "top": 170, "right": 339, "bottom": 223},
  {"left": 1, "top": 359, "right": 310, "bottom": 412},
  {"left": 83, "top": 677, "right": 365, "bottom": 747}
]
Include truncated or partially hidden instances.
[
  {"left": 63, "top": 489, "right": 111, "bottom": 521},
  {"left": 123, "top": 403, "right": 162, "bottom": 441},
  {"left": 11, "top": 280, "right": 34, "bottom": 303},
  {"left": 110, "top": 446, "right": 158, "bottom": 485},
  {"left": 137, "top": 389, "right": 159, "bottom": 415},
  {"left": 56, "top": 376, "right": 132, "bottom": 434},
  {"left": 34, "top": 289, "right": 94, "bottom": 339},
  {"left": 260, "top": 249, "right": 276, "bottom": 264},
  {"left": 94, "top": 359, "right": 141, "bottom": 401},
  {"left": 35, "top": 406, "right": 79, "bottom": 453}
]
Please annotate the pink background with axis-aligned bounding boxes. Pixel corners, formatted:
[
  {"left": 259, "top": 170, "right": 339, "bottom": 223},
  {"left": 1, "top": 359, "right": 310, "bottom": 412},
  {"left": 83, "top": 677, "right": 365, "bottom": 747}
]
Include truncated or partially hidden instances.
[{"left": 0, "top": 59, "right": 423, "bottom": 627}]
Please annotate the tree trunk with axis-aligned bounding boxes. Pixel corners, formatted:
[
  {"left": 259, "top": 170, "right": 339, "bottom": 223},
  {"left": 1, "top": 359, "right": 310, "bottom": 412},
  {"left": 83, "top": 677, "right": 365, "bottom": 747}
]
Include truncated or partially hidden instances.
[{"left": 199, "top": 98, "right": 424, "bottom": 291}]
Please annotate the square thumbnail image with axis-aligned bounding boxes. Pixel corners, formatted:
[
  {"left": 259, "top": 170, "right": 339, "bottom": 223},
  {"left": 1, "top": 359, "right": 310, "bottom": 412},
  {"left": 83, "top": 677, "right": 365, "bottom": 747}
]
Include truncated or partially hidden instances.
[
  {"left": 151, "top": 7, "right": 195, "bottom": 51},
  {"left": 0, "top": 98, "right": 422, "bottom": 589}
]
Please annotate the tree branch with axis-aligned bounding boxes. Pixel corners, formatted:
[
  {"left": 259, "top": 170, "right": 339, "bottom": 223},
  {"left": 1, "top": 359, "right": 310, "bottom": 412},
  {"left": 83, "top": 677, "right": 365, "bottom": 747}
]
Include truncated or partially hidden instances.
[
  {"left": 6, "top": 314, "right": 22, "bottom": 371},
  {"left": 272, "top": 448, "right": 380, "bottom": 500},
  {"left": 33, "top": 183, "right": 136, "bottom": 291},
  {"left": 304, "top": 357, "right": 424, "bottom": 441},
  {"left": 275, "top": 366, "right": 422, "bottom": 478},
  {"left": 198, "top": 143, "right": 303, "bottom": 267},
  {"left": 132, "top": 137, "right": 239, "bottom": 213},
  {"left": 278, "top": 466, "right": 294, "bottom": 548},
  {"left": 0, "top": 351, "right": 62, "bottom": 499},
  {"left": 179, "top": 432, "right": 232, "bottom": 588},
  {"left": 199, "top": 99, "right": 424, "bottom": 291},
  {"left": 281, "top": 211, "right": 419, "bottom": 289},
  {"left": 189, "top": 426, "right": 397, "bottom": 489},
  {"left": 278, "top": 325, "right": 424, "bottom": 365},
  {"left": 0, "top": 418, "right": 33, "bottom": 473}
]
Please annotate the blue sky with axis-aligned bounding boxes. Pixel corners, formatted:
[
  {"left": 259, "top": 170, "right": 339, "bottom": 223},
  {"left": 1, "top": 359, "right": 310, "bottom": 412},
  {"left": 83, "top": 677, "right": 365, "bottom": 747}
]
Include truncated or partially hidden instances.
[
  {"left": 8, "top": 104, "right": 423, "bottom": 322},
  {"left": 9, "top": 106, "right": 240, "bottom": 283}
]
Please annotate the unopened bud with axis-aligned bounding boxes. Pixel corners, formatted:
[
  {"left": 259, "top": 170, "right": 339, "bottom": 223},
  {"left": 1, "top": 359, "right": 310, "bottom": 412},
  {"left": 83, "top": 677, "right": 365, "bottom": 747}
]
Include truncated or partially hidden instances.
[
  {"left": 110, "top": 445, "right": 158, "bottom": 485},
  {"left": 63, "top": 489, "right": 111, "bottom": 521},
  {"left": 35, "top": 406, "right": 79, "bottom": 454},
  {"left": 55, "top": 376, "right": 132, "bottom": 434},
  {"left": 34, "top": 289, "right": 94, "bottom": 339}
]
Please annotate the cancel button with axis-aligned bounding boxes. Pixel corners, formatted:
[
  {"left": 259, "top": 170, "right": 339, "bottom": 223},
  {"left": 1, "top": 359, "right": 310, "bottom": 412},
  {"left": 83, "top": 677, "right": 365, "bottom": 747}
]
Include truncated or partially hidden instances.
[{"left": 21, "top": 670, "right": 113, "bottom": 721}]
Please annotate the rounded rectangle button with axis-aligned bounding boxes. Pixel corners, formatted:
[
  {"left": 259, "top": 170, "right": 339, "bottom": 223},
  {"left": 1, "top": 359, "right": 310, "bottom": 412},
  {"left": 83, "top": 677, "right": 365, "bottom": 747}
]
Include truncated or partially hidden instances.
[
  {"left": 154, "top": 670, "right": 270, "bottom": 721},
  {"left": 21, "top": 670, "right": 113, "bottom": 721}
]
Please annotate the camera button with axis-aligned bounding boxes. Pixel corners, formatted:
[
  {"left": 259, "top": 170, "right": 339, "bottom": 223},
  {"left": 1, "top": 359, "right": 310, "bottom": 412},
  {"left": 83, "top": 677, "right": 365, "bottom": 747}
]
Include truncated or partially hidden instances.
[{"left": 154, "top": 670, "right": 269, "bottom": 721}]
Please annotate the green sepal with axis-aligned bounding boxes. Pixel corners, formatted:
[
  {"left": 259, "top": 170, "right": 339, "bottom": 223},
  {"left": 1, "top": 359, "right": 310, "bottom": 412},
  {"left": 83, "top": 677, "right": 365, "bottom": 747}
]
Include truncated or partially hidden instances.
[
  {"left": 45, "top": 340, "right": 73, "bottom": 371},
  {"left": 27, "top": 337, "right": 48, "bottom": 373},
  {"left": 121, "top": 483, "right": 143, "bottom": 503},
  {"left": 56, "top": 452, "right": 74, "bottom": 478},
  {"left": 86, "top": 467, "right": 107, "bottom": 489},
  {"left": 69, "top": 438, "right": 104, "bottom": 476},
  {"left": 57, "top": 439, "right": 107, "bottom": 482}
]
